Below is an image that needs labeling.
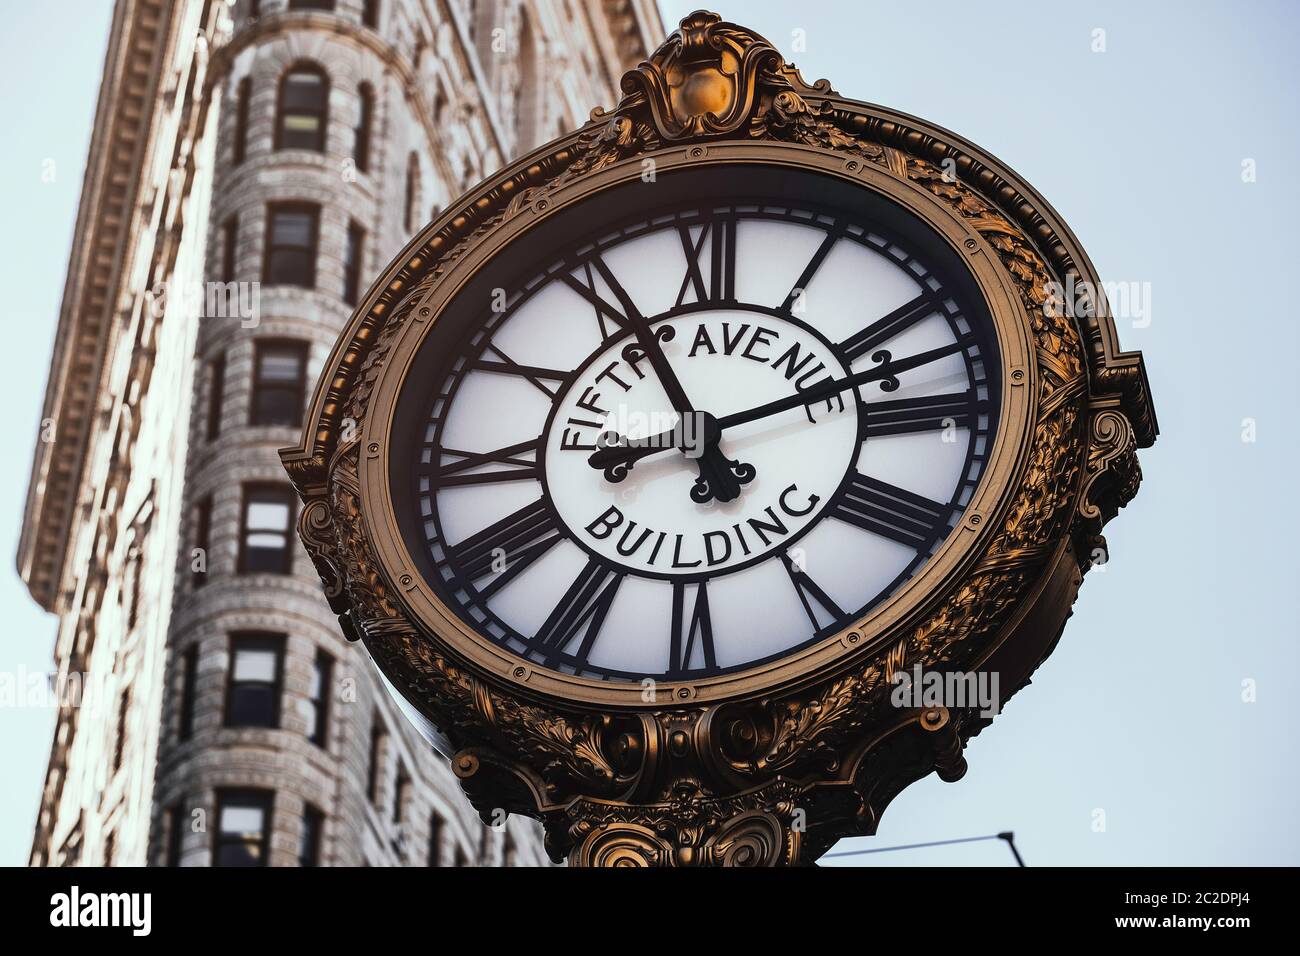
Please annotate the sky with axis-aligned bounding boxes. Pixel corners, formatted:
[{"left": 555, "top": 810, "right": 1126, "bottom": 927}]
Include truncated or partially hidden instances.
[
  {"left": 0, "top": 1, "right": 115, "bottom": 867},
  {"left": 1, "top": 0, "right": 1297, "bottom": 867}
]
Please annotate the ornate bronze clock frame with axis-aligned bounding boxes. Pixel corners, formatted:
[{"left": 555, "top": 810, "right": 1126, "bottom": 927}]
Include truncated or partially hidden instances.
[{"left": 282, "top": 11, "right": 1156, "bottom": 866}]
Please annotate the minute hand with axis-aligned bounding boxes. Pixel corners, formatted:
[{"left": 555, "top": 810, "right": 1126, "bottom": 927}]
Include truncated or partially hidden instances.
[
  {"left": 588, "top": 340, "right": 970, "bottom": 473},
  {"left": 716, "top": 339, "right": 971, "bottom": 431}
]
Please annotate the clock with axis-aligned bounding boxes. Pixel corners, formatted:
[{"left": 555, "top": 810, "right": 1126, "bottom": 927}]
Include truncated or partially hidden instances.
[
  {"left": 393, "top": 167, "right": 1003, "bottom": 684},
  {"left": 283, "top": 12, "right": 1154, "bottom": 866}
]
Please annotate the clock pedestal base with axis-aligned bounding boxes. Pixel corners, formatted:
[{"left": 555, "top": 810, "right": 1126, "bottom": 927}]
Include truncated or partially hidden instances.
[{"left": 452, "top": 706, "right": 968, "bottom": 867}]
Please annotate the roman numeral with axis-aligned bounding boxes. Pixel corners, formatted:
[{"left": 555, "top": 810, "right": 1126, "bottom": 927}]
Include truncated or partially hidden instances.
[
  {"left": 779, "top": 228, "right": 840, "bottom": 313},
  {"left": 838, "top": 292, "right": 941, "bottom": 363},
  {"left": 859, "top": 390, "right": 983, "bottom": 439},
  {"left": 534, "top": 560, "right": 623, "bottom": 667},
  {"left": 561, "top": 256, "right": 638, "bottom": 341},
  {"left": 781, "top": 552, "right": 845, "bottom": 630},
  {"left": 471, "top": 344, "right": 568, "bottom": 398},
  {"left": 669, "top": 581, "right": 716, "bottom": 675},
  {"left": 829, "top": 471, "right": 947, "bottom": 550},
  {"left": 444, "top": 498, "right": 562, "bottom": 597},
  {"left": 674, "top": 218, "right": 736, "bottom": 307},
  {"left": 431, "top": 438, "right": 540, "bottom": 487}
]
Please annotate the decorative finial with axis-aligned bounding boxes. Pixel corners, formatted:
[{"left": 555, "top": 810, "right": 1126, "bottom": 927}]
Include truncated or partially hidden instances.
[{"left": 618, "top": 10, "right": 808, "bottom": 141}]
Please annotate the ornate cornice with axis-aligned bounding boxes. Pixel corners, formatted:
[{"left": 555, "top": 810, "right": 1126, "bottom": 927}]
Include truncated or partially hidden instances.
[
  {"left": 283, "top": 11, "right": 1155, "bottom": 865},
  {"left": 19, "top": 0, "right": 214, "bottom": 613}
]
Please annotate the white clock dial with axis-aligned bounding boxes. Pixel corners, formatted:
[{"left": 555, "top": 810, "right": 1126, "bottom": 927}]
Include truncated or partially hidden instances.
[
  {"left": 543, "top": 309, "right": 859, "bottom": 578},
  {"left": 403, "top": 198, "right": 997, "bottom": 681}
]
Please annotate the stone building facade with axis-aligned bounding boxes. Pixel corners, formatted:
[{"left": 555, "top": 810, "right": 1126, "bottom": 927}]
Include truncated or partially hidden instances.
[{"left": 19, "top": 0, "right": 661, "bottom": 867}]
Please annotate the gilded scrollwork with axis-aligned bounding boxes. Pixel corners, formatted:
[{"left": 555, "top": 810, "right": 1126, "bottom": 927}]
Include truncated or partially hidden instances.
[
  {"left": 765, "top": 89, "right": 886, "bottom": 162},
  {"left": 281, "top": 11, "right": 1154, "bottom": 865},
  {"left": 1079, "top": 408, "right": 1142, "bottom": 532},
  {"left": 566, "top": 783, "right": 804, "bottom": 867}
]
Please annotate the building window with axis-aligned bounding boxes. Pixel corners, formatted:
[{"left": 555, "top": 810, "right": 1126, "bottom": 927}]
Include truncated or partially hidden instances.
[
  {"left": 224, "top": 632, "right": 284, "bottom": 728},
  {"left": 192, "top": 495, "right": 212, "bottom": 589},
  {"left": 233, "top": 77, "right": 251, "bottom": 165},
  {"left": 432, "top": 82, "right": 447, "bottom": 123},
  {"left": 251, "top": 340, "right": 308, "bottom": 427},
  {"left": 275, "top": 64, "right": 328, "bottom": 151},
  {"left": 392, "top": 765, "right": 410, "bottom": 825},
  {"left": 112, "top": 689, "right": 130, "bottom": 773},
  {"left": 404, "top": 152, "right": 419, "bottom": 234},
  {"left": 354, "top": 83, "right": 372, "bottom": 173},
  {"left": 367, "top": 717, "right": 385, "bottom": 804},
  {"left": 124, "top": 543, "right": 143, "bottom": 630},
  {"left": 343, "top": 222, "right": 365, "bottom": 307},
  {"left": 362, "top": 0, "right": 379, "bottom": 29},
  {"left": 205, "top": 351, "right": 226, "bottom": 441},
  {"left": 58, "top": 820, "right": 84, "bottom": 867},
  {"left": 214, "top": 790, "right": 273, "bottom": 867},
  {"left": 165, "top": 802, "right": 185, "bottom": 867},
  {"left": 454, "top": 844, "right": 469, "bottom": 867},
  {"left": 178, "top": 644, "right": 198, "bottom": 741},
  {"left": 289, "top": 0, "right": 336, "bottom": 10},
  {"left": 515, "top": 12, "right": 541, "bottom": 151},
  {"left": 220, "top": 216, "right": 238, "bottom": 284},
  {"left": 238, "top": 485, "right": 296, "bottom": 574},
  {"left": 307, "top": 650, "right": 332, "bottom": 747},
  {"left": 299, "top": 805, "right": 324, "bottom": 866},
  {"left": 427, "top": 813, "right": 442, "bottom": 867},
  {"left": 263, "top": 203, "right": 319, "bottom": 287}
]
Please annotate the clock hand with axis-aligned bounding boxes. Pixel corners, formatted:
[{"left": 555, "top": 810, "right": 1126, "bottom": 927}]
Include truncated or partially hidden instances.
[
  {"left": 716, "top": 340, "right": 970, "bottom": 432},
  {"left": 615, "top": 301, "right": 753, "bottom": 503},
  {"left": 589, "top": 341, "right": 969, "bottom": 475}
]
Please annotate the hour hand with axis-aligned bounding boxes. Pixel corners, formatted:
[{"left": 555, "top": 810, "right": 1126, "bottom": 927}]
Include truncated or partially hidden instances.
[
  {"left": 686, "top": 411, "right": 753, "bottom": 504},
  {"left": 588, "top": 413, "right": 754, "bottom": 504},
  {"left": 589, "top": 430, "right": 669, "bottom": 482},
  {"left": 689, "top": 444, "right": 755, "bottom": 503}
]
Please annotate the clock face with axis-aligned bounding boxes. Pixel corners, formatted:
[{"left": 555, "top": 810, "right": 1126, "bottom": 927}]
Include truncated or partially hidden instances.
[{"left": 392, "top": 169, "right": 1000, "bottom": 683}]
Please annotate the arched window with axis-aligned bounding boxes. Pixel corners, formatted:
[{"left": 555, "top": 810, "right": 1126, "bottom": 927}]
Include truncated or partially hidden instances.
[
  {"left": 354, "top": 83, "right": 373, "bottom": 173},
  {"left": 404, "top": 152, "right": 420, "bottom": 234},
  {"left": 275, "top": 64, "right": 328, "bottom": 152},
  {"left": 233, "top": 76, "right": 251, "bottom": 164}
]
